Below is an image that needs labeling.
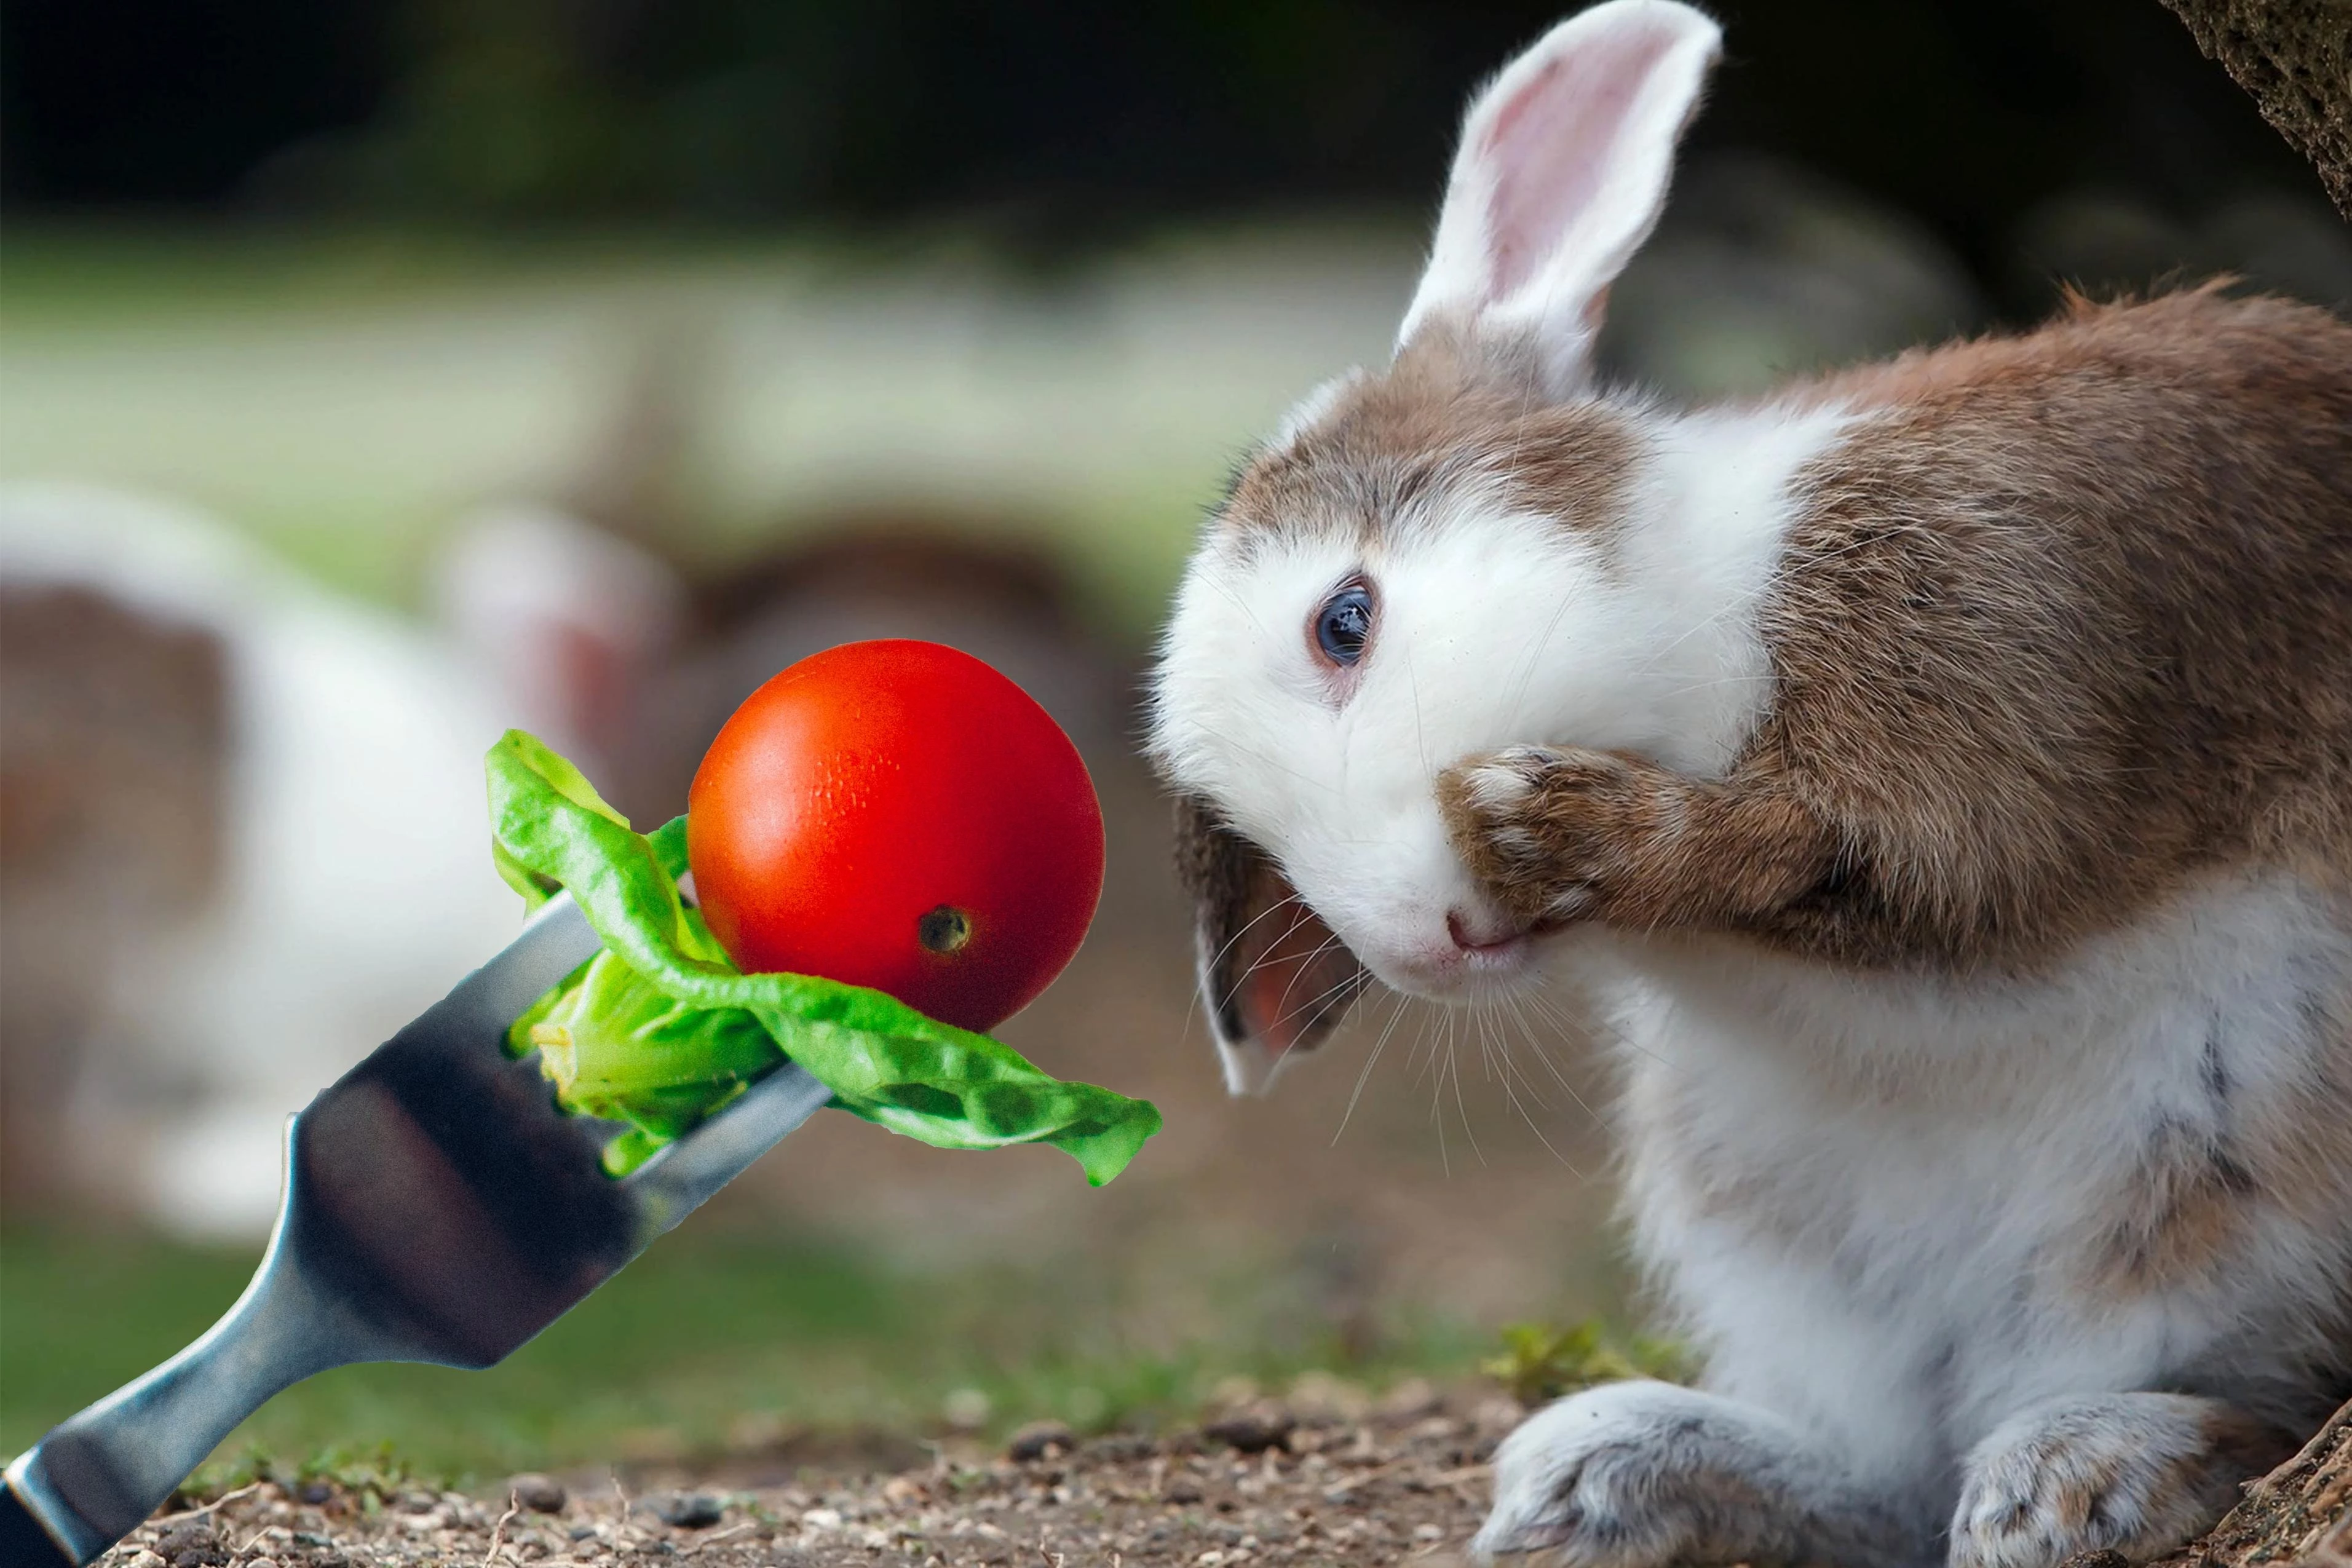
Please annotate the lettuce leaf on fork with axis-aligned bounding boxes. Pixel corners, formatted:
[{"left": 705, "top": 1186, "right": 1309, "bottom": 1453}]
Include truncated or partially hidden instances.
[{"left": 486, "top": 731, "right": 1160, "bottom": 1184}]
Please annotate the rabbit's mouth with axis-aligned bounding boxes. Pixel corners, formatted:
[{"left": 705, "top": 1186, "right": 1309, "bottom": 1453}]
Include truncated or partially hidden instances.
[
  {"left": 1446, "top": 906, "right": 1551, "bottom": 953},
  {"left": 1373, "top": 906, "right": 1565, "bottom": 1000},
  {"left": 1447, "top": 921, "right": 1537, "bottom": 976}
]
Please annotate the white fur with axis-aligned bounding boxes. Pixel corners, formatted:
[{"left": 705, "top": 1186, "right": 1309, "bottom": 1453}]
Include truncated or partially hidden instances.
[
  {"left": 1478, "top": 1379, "right": 1911, "bottom": 1566},
  {"left": 1587, "top": 871, "right": 2351, "bottom": 1470}
]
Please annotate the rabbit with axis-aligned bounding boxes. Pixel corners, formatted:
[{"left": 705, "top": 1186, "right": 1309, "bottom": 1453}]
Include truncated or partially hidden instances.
[
  {"left": 0, "top": 483, "right": 523, "bottom": 1234},
  {"left": 1145, "top": 3, "right": 2352, "bottom": 1566}
]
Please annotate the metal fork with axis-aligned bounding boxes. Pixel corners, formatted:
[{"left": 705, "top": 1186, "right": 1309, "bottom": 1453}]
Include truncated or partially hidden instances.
[{"left": 1, "top": 895, "right": 831, "bottom": 1567}]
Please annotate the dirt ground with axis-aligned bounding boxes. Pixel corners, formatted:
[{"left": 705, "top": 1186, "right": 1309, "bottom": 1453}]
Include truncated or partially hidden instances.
[
  {"left": 103, "top": 1383, "right": 1516, "bottom": 1568},
  {"left": 104, "top": 1393, "right": 2352, "bottom": 1568}
]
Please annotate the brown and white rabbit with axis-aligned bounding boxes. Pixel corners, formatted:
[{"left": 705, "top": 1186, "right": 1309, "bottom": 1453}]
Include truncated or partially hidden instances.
[{"left": 1147, "top": 3, "right": 2352, "bottom": 1565}]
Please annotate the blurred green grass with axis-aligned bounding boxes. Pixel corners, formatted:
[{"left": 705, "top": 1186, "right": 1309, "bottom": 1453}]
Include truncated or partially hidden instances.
[
  {"left": 0, "top": 224, "right": 859, "bottom": 325},
  {"left": 0, "top": 1221, "right": 1492, "bottom": 1483}
]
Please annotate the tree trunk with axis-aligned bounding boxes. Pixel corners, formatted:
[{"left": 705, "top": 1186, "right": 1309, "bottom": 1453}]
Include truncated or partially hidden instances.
[{"left": 2158, "top": 0, "right": 2352, "bottom": 220}]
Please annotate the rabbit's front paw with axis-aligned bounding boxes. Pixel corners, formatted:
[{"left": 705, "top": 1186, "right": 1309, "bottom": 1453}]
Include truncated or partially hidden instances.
[
  {"left": 1439, "top": 745, "right": 1675, "bottom": 925},
  {"left": 1948, "top": 1395, "right": 2283, "bottom": 1568},
  {"left": 1473, "top": 1381, "right": 1890, "bottom": 1567}
]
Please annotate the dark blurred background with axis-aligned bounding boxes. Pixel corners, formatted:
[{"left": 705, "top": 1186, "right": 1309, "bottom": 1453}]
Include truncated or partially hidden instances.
[
  {"left": 0, "top": 0, "right": 2337, "bottom": 296},
  {"left": 2, "top": 0, "right": 2346, "bottom": 1484}
]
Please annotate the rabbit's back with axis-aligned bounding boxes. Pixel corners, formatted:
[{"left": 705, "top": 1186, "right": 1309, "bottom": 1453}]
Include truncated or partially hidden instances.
[{"left": 1668, "top": 288, "right": 2352, "bottom": 977}]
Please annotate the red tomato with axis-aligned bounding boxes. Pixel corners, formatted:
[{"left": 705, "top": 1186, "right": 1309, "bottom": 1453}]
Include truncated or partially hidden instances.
[{"left": 686, "top": 639, "right": 1104, "bottom": 1033}]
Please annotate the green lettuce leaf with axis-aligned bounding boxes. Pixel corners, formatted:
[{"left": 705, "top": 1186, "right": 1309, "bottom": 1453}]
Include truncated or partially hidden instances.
[{"left": 487, "top": 730, "right": 1160, "bottom": 1184}]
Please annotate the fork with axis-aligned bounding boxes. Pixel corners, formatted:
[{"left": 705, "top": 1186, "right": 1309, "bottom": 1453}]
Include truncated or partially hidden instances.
[{"left": 1, "top": 894, "right": 831, "bottom": 1567}]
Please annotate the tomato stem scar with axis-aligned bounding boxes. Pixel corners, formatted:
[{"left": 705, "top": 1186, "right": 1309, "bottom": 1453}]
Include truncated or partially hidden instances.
[{"left": 919, "top": 905, "right": 973, "bottom": 954}]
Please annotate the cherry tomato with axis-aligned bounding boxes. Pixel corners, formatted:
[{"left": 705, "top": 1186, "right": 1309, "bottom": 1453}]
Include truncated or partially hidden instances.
[{"left": 687, "top": 639, "right": 1104, "bottom": 1033}]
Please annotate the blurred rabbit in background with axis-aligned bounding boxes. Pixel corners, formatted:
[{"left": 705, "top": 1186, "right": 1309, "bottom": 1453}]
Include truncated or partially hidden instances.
[{"left": 0, "top": 484, "right": 520, "bottom": 1234}]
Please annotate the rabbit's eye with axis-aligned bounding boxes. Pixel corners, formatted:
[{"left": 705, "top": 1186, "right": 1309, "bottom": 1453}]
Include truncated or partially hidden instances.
[{"left": 1314, "top": 585, "right": 1374, "bottom": 667}]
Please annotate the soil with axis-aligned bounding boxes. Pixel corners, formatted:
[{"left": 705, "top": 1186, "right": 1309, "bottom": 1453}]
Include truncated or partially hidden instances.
[
  {"left": 100, "top": 1384, "right": 1516, "bottom": 1568},
  {"left": 97, "top": 1393, "right": 2352, "bottom": 1568}
]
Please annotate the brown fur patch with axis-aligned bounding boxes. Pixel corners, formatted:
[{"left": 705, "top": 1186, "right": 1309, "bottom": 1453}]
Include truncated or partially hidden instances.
[
  {"left": 1217, "top": 328, "right": 1643, "bottom": 555},
  {"left": 1752, "top": 290, "right": 2352, "bottom": 972},
  {"left": 1439, "top": 743, "right": 1843, "bottom": 933},
  {"left": 2085, "top": 1120, "right": 2265, "bottom": 1295}
]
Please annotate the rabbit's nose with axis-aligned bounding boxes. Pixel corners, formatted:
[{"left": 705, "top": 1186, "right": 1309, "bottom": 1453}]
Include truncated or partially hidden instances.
[{"left": 1446, "top": 907, "right": 1527, "bottom": 951}]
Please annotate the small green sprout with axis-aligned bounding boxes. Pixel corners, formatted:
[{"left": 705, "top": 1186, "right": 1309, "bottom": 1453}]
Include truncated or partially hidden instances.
[{"left": 1483, "top": 1320, "right": 1694, "bottom": 1406}]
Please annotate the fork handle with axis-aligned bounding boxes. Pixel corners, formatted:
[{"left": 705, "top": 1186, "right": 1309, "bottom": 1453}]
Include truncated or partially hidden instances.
[
  {"left": 4, "top": 1456, "right": 89, "bottom": 1567},
  {"left": 1, "top": 1135, "right": 394, "bottom": 1565},
  {"left": 1, "top": 1475, "right": 76, "bottom": 1568},
  {"left": 1, "top": 1254, "right": 322, "bottom": 1564}
]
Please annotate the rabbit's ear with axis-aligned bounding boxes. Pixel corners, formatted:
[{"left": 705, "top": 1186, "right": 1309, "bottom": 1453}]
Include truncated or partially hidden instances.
[
  {"left": 437, "top": 503, "right": 684, "bottom": 766},
  {"left": 1400, "top": 0, "right": 1721, "bottom": 394},
  {"left": 1175, "top": 797, "right": 1369, "bottom": 1096}
]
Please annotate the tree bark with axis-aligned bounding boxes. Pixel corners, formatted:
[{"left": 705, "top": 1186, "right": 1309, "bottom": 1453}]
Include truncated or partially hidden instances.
[{"left": 2159, "top": 0, "right": 2352, "bottom": 221}]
